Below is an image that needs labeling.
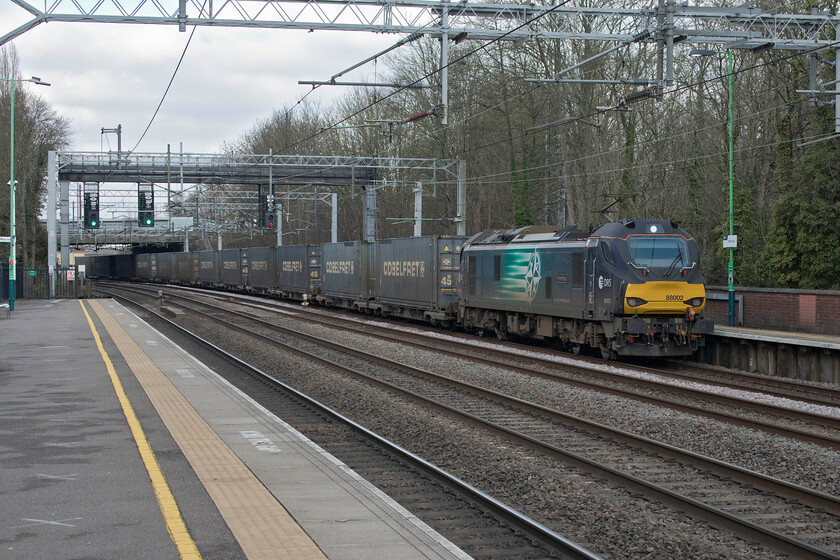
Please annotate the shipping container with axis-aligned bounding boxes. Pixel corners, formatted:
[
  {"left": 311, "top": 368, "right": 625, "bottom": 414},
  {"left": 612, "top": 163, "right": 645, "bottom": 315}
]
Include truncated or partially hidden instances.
[
  {"left": 372, "top": 236, "right": 465, "bottom": 323},
  {"left": 307, "top": 245, "right": 321, "bottom": 295},
  {"left": 114, "top": 254, "right": 136, "bottom": 279},
  {"left": 248, "top": 246, "right": 276, "bottom": 291},
  {"left": 220, "top": 249, "right": 242, "bottom": 287},
  {"left": 277, "top": 245, "right": 309, "bottom": 298},
  {"left": 198, "top": 250, "right": 220, "bottom": 285},
  {"left": 319, "top": 241, "right": 371, "bottom": 308},
  {"left": 156, "top": 253, "right": 175, "bottom": 282},
  {"left": 174, "top": 252, "right": 196, "bottom": 284},
  {"left": 135, "top": 253, "right": 154, "bottom": 281}
]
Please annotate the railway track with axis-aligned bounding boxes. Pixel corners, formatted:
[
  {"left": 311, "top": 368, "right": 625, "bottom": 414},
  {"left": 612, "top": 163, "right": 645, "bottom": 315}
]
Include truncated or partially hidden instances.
[
  {"left": 121, "top": 282, "right": 840, "bottom": 449},
  {"left": 98, "top": 283, "right": 840, "bottom": 560},
  {"left": 97, "top": 286, "right": 601, "bottom": 560}
]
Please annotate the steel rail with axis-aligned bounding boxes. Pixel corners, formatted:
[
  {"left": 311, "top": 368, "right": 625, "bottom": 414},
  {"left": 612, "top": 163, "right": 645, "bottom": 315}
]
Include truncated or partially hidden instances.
[
  {"left": 159, "top": 284, "right": 840, "bottom": 449},
  {"left": 103, "top": 281, "right": 840, "bottom": 449},
  {"left": 108, "top": 286, "right": 840, "bottom": 560},
  {"left": 141, "top": 286, "right": 840, "bottom": 513},
  {"left": 659, "top": 360, "right": 840, "bottom": 406},
  {"left": 96, "top": 287, "right": 603, "bottom": 560},
  {"left": 181, "top": 285, "right": 840, "bottom": 409}
]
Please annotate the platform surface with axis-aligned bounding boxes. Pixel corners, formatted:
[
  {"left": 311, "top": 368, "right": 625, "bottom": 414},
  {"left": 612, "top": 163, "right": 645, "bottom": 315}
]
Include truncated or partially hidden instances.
[
  {"left": 0, "top": 299, "right": 471, "bottom": 560},
  {"left": 714, "top": 324, "right": 840, "bottom": 350}
]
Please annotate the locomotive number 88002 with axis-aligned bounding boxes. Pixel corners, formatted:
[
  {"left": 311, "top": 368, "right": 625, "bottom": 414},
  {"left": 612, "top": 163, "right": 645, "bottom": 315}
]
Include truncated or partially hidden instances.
[{"left": 458, "top": 218, "right": 713, "bottom": 358}]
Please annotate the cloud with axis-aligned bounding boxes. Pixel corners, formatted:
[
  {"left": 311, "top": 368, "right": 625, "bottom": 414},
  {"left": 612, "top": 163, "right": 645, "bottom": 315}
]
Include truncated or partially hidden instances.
[{"left": 1, "top": 5, "right": 400, "bottom": 153}]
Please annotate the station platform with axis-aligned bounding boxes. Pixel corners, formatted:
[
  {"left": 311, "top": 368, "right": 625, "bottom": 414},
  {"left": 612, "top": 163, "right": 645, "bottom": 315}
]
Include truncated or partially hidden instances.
[
  {"left": 703, "top": 325, "right": 840, "bottom": 383},
  {"left": 714, "top": 325, "right": 840, "bottom": 350},
  {"left": 0, "top": 299, "right": 471, "bottom": 560}
]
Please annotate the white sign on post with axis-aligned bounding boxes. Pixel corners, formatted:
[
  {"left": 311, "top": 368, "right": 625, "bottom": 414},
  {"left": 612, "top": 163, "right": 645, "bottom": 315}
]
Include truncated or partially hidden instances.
[
  {"left": 722, "top": 235, "right": 738, "bottom": 249},
  {"left": 0, "top": 236, "right": 10, "bottom": 243}
]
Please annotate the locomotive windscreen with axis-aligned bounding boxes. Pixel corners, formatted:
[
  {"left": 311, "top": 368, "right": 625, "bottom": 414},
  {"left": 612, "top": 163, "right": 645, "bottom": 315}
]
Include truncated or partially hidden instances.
[{"left": 627, "top": 236, "right": 689, "bottom": 269}]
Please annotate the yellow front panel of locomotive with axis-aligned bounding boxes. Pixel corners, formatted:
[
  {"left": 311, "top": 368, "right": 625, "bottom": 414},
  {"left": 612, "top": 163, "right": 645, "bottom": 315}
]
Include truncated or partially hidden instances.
[{"left": 623, "top": 281, "right": 706, "bottom": 315}]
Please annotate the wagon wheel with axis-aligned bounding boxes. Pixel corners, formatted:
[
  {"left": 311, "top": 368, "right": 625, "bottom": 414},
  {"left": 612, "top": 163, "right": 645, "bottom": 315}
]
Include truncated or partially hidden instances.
[
  {"left": 572, "top": 344, "right": 582, "bottom": 355},
  {"left": 494, "top": 327, "right": 507, "bottom": 341}
]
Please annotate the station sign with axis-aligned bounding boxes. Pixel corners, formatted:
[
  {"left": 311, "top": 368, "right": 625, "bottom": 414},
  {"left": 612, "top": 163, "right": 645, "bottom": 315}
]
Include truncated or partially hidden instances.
[{"left": 722, "top": 235, "right": 738, "bottom": 248}]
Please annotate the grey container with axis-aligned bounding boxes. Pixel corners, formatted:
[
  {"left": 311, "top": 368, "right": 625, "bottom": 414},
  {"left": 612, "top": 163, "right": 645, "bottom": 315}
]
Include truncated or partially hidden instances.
[
  {"left": 320, "top": 241, "right": 371, "bottom": 307},
  {"left": 136, "top": 253, "right": 154, "bottom": 280},
  {"left": 198, "top": 250, "right": 220, "bottom": 284},
  {"left": 114, "top": 254, "right": 136, "bottom": 279},
  {"left": 156, "top": 253, "right": 175, "bottom": 282},
  {"left": 220, "top": 249, "right": 243, "bottom": 287},
  {"left": 174, "top": 252, "right": 197, "bottom": 283},
  {"left": 373, "top": 236, "right": 466, "bottom": 321},
  {"left": 278, "top": 245, "right": 310, "bottom": 297},
  {"left": 248, "top": 246, "right": 276, "bottom": 291},
  {"left": 307, "top": 245, "right": 321, "bottom": 294}
]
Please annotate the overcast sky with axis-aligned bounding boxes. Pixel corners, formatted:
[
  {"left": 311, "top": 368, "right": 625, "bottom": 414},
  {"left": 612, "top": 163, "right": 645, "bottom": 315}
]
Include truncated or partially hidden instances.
[{"left": 1, "top": 2, "right": 399, "bottom": 154}]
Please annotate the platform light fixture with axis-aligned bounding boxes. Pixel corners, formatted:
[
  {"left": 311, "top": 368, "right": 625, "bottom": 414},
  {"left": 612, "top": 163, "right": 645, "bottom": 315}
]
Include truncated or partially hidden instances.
[{"left": 2, "top": 75, "right": 51, "bottom": 312}]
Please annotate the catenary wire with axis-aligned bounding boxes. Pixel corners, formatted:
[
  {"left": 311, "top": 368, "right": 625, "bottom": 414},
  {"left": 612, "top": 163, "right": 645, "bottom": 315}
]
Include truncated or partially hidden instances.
[
  {"left": 280, "top": 0, "right": 577, "bottom": 152},
  {"left": 129, "top": 2, "right": 208, "bottom": 154}
]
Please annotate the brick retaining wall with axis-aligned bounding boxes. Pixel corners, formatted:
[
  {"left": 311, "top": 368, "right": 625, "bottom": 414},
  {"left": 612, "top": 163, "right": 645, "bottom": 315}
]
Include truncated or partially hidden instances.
[{"left": 705, "top": 287, "right": 840, "bottom": 335}]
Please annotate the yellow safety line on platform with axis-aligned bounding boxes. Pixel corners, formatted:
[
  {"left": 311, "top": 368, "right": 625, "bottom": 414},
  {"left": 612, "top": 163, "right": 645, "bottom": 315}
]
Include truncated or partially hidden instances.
[
  {"left": 80, "top": 301, "right": 202, "bottom": 560},
  {"left": 88, "top": 299, "right": 328, "bottom": 560}
]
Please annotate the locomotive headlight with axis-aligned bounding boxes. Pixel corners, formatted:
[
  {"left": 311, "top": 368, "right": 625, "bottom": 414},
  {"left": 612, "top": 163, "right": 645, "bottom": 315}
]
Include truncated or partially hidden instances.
[
  {"left": 626, "top": 297, "right": 647, "bottom": 308},
  {"left": 685, "top": 297, "right": 704, "bottom": 307}
]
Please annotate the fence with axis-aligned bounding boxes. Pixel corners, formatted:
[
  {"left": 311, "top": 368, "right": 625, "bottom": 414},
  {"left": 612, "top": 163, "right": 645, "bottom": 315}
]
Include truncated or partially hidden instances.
[{"left": 0, "top": 266, "right": 83, "bottom": 301}]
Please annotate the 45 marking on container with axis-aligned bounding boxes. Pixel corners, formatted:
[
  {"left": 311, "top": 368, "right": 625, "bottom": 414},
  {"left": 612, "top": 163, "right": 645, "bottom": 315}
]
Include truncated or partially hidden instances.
[{"left": 240, "top": 430, "right": 281, "bottom": 454}]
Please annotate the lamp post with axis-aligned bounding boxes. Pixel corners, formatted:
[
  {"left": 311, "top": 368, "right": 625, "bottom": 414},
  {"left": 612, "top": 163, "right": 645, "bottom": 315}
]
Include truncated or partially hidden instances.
[
  {"left": 690, "top": 48, "right": 736, "bottom": 326},
  {"left": 2, "top": 75, "right": 50, "bottom": 311}
]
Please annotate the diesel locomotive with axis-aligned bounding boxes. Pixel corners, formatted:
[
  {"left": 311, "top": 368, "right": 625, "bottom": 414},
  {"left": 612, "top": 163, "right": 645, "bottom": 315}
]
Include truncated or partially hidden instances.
[
  {"left": 78, "top": 218, "right": 712, "bottom": 359},
  {"left": 459, "top": 219, "right": 713, "bottom": 358}
]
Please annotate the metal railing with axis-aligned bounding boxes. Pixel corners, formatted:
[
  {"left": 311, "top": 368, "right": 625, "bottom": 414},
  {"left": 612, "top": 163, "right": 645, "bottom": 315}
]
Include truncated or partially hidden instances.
[{"left": 1, "top": 266, "right": 82, "bottom": 301}]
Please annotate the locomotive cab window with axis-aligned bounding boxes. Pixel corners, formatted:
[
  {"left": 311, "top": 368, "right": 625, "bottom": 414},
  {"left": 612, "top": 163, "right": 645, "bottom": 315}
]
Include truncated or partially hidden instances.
[
  {"left": 627, "top": 236, "right": 689, "bottom": 269},
  {"left": 601, "top": 242, "right": 615, "bottom": 266}
]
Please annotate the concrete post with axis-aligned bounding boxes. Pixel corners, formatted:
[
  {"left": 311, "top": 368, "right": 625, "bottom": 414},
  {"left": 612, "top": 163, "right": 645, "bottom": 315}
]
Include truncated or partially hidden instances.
[{"left": 414, "top": 182, "right": 423, "bottom": 237}]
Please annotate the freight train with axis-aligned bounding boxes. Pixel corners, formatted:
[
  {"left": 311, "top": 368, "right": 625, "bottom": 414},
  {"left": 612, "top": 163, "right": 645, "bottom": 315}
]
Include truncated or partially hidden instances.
[{"left": 78, "top": 218, "right": 713, "bottom": 358}]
